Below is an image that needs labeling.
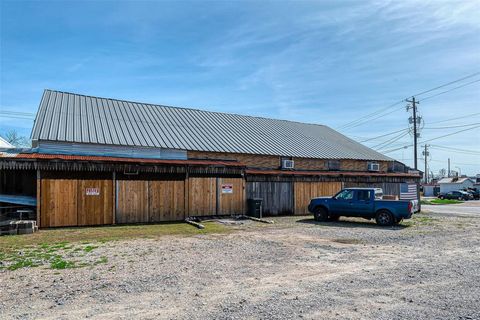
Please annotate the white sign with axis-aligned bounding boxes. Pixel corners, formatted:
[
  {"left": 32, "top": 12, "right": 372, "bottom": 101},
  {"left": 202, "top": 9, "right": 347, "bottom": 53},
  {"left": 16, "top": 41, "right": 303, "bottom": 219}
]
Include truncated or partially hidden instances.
[
  {"left": 221, "top": 184, "right": 233, "bottom": 194},
  {"left": 86, "top": 188, "right": 100, "bottom": 196}
]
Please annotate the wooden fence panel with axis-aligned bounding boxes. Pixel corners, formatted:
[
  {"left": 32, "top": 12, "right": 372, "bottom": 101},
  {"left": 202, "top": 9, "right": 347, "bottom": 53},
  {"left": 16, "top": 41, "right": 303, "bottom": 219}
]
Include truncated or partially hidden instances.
[
  {"left": 188, "top": 178, "right": 216, "bottom": 216},
  {"left": 246, "top": 182, "right": 294, "bottom": 215},
  {"left": 149, "top": 180, "right": 185, "bottom": 221},
  {"left": 218, "top": 178, "right": 245, "bottom": 215},
  {"left": 294, "top": 182, "right": 343, "bottom": 215},
  {"left": 40, "top": 179, "right": 77, "bottom": 227},
  {"left": 77, "top": 179, "right": 113, "bottom": 226},
  {"left": 116, "top": 180, "right": 149, "bottom": 223}
]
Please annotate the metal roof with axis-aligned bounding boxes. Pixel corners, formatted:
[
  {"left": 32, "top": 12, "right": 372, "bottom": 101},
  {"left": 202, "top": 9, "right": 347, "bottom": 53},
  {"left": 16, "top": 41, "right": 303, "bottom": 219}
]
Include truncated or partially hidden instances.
[
  {"left": 437, "top": 177, "right": 474, "bottom": 184},
  {"left": 31, "top": 89, "right": 392, "bottom": 161},
  {"left": 0, "top": 136, "right": 14, "bottom": 148}
]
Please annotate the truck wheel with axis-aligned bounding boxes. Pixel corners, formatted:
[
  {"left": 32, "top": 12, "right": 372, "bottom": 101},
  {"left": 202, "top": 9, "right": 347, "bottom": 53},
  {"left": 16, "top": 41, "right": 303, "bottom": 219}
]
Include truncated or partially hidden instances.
[
  {"left": 375, "top": 210, "right": 394, "bottom": 226},
  {"left": 314, "top": 207, "right": 329, "bottom": 222}
]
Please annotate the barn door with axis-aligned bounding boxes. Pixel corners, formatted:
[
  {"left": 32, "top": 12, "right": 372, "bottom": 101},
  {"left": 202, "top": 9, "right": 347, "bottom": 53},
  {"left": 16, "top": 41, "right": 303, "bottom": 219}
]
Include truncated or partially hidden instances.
[
  {"left": 246, "top": 181, "right": 294, "bottom": 215},
  {"left": 218, "top": 178, "right": 245, "bottom": 215}
]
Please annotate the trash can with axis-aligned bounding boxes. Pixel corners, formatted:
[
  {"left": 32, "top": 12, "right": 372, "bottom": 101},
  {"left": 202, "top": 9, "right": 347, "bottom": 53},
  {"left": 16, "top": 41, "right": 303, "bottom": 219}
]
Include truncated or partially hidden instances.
[{"left": 247, "top": 198, "right": 263, "bottom": 218}]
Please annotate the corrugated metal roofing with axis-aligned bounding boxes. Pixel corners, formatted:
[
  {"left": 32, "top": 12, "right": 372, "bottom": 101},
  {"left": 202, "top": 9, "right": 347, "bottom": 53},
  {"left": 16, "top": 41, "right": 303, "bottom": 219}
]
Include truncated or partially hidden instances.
[
  {"left": 0, "top": 136, "right": 14, "bottom": 148},
  {"left": 31, "top": 89, "right": 392, "bottom": 161},
  {"left": 437, "top": 177, "right": 474, "bottom": 184}
]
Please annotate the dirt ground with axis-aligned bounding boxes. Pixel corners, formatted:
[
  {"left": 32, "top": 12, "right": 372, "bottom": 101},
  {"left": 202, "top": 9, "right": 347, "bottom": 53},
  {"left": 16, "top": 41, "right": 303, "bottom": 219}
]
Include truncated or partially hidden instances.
[{"left": 1, "top": 202, "right": 480, "bottom": 320}]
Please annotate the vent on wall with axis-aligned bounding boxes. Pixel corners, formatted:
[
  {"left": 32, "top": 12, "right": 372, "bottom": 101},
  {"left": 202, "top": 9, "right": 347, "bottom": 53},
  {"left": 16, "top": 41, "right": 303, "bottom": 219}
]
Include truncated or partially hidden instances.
[
  {"left": 282, "top": 159, "right": 295, "bottom": 169},
  {"left": 368, "top": 162, "right": 380, "bottom": 172}
]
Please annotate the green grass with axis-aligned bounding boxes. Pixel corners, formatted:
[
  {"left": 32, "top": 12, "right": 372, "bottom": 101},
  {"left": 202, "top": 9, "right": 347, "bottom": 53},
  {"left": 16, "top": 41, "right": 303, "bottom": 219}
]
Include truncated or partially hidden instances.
[
  {"left": 0, "top": 222, "right": 228, "bottom": 271},
  {"left": 424, "top": 199, "right": 463, "bottom": 205}
]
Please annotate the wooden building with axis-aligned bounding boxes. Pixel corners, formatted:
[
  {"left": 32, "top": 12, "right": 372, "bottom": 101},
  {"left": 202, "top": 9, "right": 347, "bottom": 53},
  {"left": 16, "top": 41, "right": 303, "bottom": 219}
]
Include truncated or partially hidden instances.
[{"left": 0, "top": 90, "right": 420, "bottom": 228}]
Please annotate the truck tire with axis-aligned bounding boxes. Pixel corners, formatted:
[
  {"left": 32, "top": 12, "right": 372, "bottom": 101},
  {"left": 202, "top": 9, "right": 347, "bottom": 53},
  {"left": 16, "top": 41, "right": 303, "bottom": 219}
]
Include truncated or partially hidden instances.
[
  {"left": 375, "top": 210, "right": 394, "bottom": 226},
  {"left": 314, "top": 207, "right": 329, "bottom": 222}
]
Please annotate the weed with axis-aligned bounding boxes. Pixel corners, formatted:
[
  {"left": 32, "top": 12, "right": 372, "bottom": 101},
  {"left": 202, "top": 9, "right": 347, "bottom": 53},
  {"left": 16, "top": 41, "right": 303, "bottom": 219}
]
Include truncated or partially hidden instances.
[
  {"left": 94, "top": 256, "right": 108, "bottom": 265},
  {"left": 83, "top": 245, "right": 98, "bottom": 253},
  {"left": 50, "top": 258, "right": 76, "bottom": 269}
]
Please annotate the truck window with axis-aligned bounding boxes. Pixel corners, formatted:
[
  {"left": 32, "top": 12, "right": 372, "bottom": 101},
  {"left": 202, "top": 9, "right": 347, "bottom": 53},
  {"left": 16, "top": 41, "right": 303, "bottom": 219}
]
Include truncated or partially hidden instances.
[
  {"left": 357, "top": 190, "right": 371, "bottom": 201},
  {"left": 335, "top": 190, "right": 354, "bottom": 200}
]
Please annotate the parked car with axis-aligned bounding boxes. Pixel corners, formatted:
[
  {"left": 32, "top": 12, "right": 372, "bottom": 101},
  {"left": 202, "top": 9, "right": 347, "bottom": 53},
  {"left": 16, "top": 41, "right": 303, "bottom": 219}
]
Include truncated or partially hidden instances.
[
  {"left": 307, "top": 188, "right": 414, "bottom": 226},
  {"left": 463, "top": 188, "right": 480, "bottom": 200},
  {"left": 437, "top": 190, "right": 471, "bottom": 201}
]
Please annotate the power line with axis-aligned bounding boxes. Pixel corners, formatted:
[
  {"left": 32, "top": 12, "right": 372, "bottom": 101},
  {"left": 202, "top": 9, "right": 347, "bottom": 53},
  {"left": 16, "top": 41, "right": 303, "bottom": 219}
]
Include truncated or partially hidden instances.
[
  {"left": 423, "top": 122, "right": 480, "bottom": 130},
  {"left": 372, "top": 131, "right": 410, "bottom": 150},
  {"left": 430, "top": 144, "right": 480, "bottom": 154},
  {"left": 412, "top": 71, "right": 480, "bottom": 97},
  {"left": 338, "top": 72, "right": 480, "bottom": 131},
  {"left": 380, "top": 124, "right": 480, "bottom": 154},
  {"left": 418, "top": 78, "right": 480, "bottom": 102},
  {"left": 421, "top": 125, "right": 480, "bottom": 144},
  {"left": 428, "top": 112, "right": 480, "bottom": 124},
  {"left": 338, "top": 100, "right": 404, "bottom": 130},
  {"left": 359, "top": 128, "right": 409, "bottom": 142}
]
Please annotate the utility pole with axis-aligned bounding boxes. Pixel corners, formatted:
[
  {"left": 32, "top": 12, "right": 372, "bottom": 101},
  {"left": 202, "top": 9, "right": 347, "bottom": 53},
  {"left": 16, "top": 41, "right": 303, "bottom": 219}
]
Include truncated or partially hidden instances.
[
  {"left": 422, "top": 144, "right": 429, "bottom": 183},
  {"left": 448, "top": 158, "right": 451, "bottom": 177},
  {"left": 406, "top": 97, "right": 420, "bottom": 170}
]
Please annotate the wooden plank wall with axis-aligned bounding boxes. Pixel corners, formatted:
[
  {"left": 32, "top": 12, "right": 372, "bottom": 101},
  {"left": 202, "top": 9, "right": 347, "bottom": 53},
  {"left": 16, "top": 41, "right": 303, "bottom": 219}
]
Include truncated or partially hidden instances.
[
  {"left": 40, "top": 178, "right": 113, "bottom": 228},
  {"left": 246, "top": 182, "right": 294, "bottom": 215},
  {"left": 294, "top": 182, "right": 343, "bottom": 215},
  {"left": 116, "top": 180, "right": 149, "bottom": 224},
  {"left": 149, "top": 180, "right": 185, "bottom": 221},
  {"left": 218, "top": 178, "right": 245, "bottom": 215},
  {"left": 188, "top": 178, "right": 216, "bottom": 216},
  {"left": 116, "top": 180, "right": 186, "bottom": 223}
]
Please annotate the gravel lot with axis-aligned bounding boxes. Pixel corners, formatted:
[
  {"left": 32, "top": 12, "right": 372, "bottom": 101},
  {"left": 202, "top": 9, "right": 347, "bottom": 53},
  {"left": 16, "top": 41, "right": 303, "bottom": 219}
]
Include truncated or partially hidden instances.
[{"left": 1, "top": 202, "right": 480, "bottom": 320}]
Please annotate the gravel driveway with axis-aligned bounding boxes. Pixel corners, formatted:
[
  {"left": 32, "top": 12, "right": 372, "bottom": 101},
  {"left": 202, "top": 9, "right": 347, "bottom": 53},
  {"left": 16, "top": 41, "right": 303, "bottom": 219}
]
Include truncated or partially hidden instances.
[{"left": 1, "top": 203, "right": 480, "bottom": 320}]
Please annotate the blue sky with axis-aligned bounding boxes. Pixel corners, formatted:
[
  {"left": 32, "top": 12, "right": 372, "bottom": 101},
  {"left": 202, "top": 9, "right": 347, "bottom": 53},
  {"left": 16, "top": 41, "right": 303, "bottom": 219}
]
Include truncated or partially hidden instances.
[{"left": 1, "top": 0, "right": 479, "bottom": 176}]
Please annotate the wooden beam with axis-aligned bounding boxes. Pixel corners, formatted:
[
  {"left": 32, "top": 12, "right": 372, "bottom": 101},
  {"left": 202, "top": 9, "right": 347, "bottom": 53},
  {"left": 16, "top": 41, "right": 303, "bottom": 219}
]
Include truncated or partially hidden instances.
[{"left": 36, "top": 170, "right": 41, "bottom": 228}]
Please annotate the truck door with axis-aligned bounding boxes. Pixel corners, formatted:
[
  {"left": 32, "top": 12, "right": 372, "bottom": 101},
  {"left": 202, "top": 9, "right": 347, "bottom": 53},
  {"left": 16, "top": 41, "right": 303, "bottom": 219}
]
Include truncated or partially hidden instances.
[
  {"left": 354, "top": 189, "right": 375, "bottom": 217},
  {"left": 330, "top": 189, "right": 356, "bottom": 216}
]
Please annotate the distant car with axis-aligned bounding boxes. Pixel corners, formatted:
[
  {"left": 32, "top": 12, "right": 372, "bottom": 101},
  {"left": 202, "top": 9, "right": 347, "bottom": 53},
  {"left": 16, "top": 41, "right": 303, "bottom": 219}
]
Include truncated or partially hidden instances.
[
  {"left": 437, "top": 190, "right": 471, "bottom": 201},
  {"left": 463, "top": 188, "right": 480, "bottom": 200}
]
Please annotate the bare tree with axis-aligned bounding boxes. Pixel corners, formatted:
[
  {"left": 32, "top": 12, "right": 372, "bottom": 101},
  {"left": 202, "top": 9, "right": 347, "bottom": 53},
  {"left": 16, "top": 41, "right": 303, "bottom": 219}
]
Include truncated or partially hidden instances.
[
  {"left": 3, "top": 130, "right": 30, "bottom": 147},
  {"left": 438, "top": 168, "right": 446, "bottom": 178}
]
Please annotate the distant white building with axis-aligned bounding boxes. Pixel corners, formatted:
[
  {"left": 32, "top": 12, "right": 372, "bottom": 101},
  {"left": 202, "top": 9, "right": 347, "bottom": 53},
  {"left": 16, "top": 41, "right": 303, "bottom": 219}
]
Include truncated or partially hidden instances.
[
  {"left": 0, "top": 136, "right": 14, "bottom": 149},
  {"left": 438, "top": 177, "right": 475, "bottom": 193}
]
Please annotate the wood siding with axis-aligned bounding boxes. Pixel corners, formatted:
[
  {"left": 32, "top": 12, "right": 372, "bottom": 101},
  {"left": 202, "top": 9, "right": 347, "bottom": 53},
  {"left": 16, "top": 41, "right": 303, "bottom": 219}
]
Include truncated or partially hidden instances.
[
  {"left": 188, "top": 178, "right": 216, "bottom": 216},
  {"left": 294, "top": 182, "right": 343, "bottom": 215},
  {"left": 40, "top": 178, "right": 113, "bottom": 228},
  {"left": 116, "top": 180, "right": 149, "bottom": 224},
  {"left": 149, "top": 180, "right": 185, "bottom": 221},
  {"left": 218, "top": 178, "right": 246, "bottom": 215},
  {"left": 246, "top": 182, "right": 294, "bottom": 215},
  {"left": 116, "top": 180, "right": 186, "bottom": 223}
]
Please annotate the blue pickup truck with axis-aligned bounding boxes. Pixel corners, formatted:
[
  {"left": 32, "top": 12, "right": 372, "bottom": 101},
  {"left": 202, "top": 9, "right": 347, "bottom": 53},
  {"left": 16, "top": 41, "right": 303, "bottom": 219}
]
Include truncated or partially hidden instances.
[{"left": 307, "top": 188, "right": 414, "bottom": 226}]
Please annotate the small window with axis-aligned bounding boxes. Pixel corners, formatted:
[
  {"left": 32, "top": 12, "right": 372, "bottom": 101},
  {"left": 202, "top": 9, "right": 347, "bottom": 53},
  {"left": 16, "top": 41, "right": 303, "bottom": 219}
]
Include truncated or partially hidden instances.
[
  {"left": 335, "top": 190, "right": 354, "bottom": 200},
  {"left": 357, "top": 190, "right": 372, "bottom": 201},
  {"left": 326, "top": 160, "right": 340, "bottom": 171}
]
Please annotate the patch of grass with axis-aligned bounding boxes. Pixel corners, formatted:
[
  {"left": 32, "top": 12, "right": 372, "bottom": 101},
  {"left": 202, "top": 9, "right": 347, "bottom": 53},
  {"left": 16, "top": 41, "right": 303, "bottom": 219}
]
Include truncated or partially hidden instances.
[
  {"left": 0, "top": 222, "right": 228, "bottom": 252},
  {"left": 94, "top": 256, "right": 108, "bottom": 265},
  {"left": 50, "top": 258, "right": 76, "bottom": 269},
  {"left": 7, "top": 258, "right": 40, "bottom": 271},
  {"left": 83, "top": 245, "right": 98, "bottom": 253},
  {"left": 429, "top": 199, "right": 463, "bottom": 205}
]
